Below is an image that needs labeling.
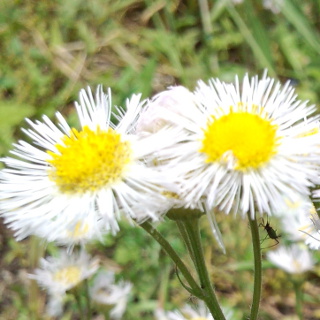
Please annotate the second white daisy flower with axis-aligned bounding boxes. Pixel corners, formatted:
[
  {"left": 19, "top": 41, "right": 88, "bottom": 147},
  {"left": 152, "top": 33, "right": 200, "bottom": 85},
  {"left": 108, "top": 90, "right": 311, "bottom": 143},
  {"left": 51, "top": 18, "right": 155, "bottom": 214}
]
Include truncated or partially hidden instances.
[{"left": 157, "top": 74, "right": 320, "bottom": 217}]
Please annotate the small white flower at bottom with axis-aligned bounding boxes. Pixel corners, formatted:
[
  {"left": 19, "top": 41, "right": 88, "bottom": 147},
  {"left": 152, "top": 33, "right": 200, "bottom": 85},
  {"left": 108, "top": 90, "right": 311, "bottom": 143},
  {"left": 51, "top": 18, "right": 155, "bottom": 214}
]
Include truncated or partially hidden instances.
[
  {"left": 90, "top": 270, "right": 132, "bottom": 319},
  {"left": 155, "top": 301, "right": 234, "bottom": 320},
  {"left": 29, "top": 249, "right": 99, "bottom": 317},
  {"left": 267, "top": 244, "right": 315, "bottom": 274}
]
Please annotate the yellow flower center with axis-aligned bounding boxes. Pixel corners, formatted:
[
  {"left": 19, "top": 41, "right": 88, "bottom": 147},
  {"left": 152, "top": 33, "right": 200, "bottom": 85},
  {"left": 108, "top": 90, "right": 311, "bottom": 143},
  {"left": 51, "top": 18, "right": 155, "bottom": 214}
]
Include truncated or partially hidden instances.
[
  {"left": 53, "top": 266, "right": 82, "bottom": 286},
  {"left": 47, "top": 126, "right": 132, "bottom": 194},
  {"left": 67, "top": 222, "right": 90, "bottom": 239},
  {"left": 200, "top": 109, "right": 278, "bottom": 170}
]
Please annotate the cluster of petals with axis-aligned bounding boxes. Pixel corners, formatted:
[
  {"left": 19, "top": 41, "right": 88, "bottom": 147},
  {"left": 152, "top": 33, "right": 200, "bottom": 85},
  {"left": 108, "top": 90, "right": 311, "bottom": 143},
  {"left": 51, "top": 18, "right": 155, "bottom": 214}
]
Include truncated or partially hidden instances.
[
  {"left": 142, "top": 74, "right": 320, "bottom": 218},
  {"left": 0, "top": 86, "right": 182, "bottom": 243},
  {"left": 90, "top": 270, "right": 132, "bottom": 319},
  {"left": 155, "top": 301, "right": 234, "bottom": 320},
  {"left": 1, "top": 72, "right": 320, "bottom": 246},
  {"left": 267, "top": 244, "right": 315, "bottom": 274},
  {"left": 29, "top": 250, "right": 99, "bottom": 316}
]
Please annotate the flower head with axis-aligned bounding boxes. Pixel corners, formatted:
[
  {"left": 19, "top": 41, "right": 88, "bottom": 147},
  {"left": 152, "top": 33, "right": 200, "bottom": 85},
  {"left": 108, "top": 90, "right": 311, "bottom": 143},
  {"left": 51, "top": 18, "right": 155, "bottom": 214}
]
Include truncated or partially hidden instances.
[
  {"left": 304, "top": 215, "right": 320, "bottom": 250},
  {"left": 263, "top": 0, "right": 283, "bottom": 14},
  {"left": 136, "top": 86, "right": 199, "bottom": 134},
  {"left": 157, "top": 74, "right": 320, "bottom": 217},
  {"left": 267, "top": 244, "right": 315, "bottom": 274},
  {"left": 29, "top": 249, "right": 99, "bottom": 316},
  {"left": 90, "top": 270, "right": 132, "bottom": 319},
  {"left": 0, "top": 86, "right": 177, "bottom": 242},
  {"left": 273, "top": 194, "right": 315, "bottom": 242},
  {"left": 155, "top": 301, "right": 233, "bottom": 320},
  {"left": 29, "top": 249, "right": 99, "bottom": 293},
  {"left": 299, "top": 189, "right": 320, "bottom": 249}
]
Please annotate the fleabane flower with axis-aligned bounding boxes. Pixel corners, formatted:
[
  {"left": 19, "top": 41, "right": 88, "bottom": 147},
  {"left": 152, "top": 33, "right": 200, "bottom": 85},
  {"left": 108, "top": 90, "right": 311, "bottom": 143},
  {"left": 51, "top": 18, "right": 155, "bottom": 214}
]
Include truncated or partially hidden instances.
[
  {"left": 155, "top": 301, "right": 233, "bottom": 320},
  {"left": 273, "top": 194, "right": 315, "bottom": 242},
  {"left": 302, "top": 213, "right": 320, "bottom": 250},
  {"left": 136, "top": 86, "right": 199, "bottom": 134},
  {"left": 35, "top": 216, "right": 106, "bottom": 246},
  {"left": 29, "top": 249, "right": 99, "bottom": 316},
  {"left": 267, "top": 244, "right": 315, "bottom": 274},
  {"left": 90, "top": 270, "right": 132, "bottom": 319},
  {"left": 137, "top": 87, "right": 227, "bottom": 251},
  {"left": 160, "top": 73, "right": 320, "bottom": 217},
  {"left": 300, "top": 190, "right": 320, "bottom": 250},
  {"left": 263, "top": 0, "right": 283, "bottom": 14},
  {"left": 0, "top": 86, "right": 178, "bottom": 242}
]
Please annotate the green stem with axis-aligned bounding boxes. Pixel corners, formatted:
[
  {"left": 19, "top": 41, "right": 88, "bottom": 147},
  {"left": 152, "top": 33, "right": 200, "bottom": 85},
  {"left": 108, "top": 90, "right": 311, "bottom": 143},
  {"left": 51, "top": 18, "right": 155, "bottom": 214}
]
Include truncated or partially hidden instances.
[
  {"left": 176, "top": 220, "right": 196, "bottom": 262},
  {"left": 198, "top": 0, "right": 213, "bottom": 36},
  {"left": 72, "top": 289, "right": 85, "bottom": 320},
  {"left": 84, "top": 279, "right": 92, "bottom": 320},
  {"left": 293, "top": 279, "right": 303, "bottom": 320},
  {"left": 140, "top": 221, "right": 203, "bottom": 298},
  {"left": 247, "top": 213, "right": 262, "bottom": 320},
  {"left": 181, "top": 219, "right": 226, "bottom": 320}
]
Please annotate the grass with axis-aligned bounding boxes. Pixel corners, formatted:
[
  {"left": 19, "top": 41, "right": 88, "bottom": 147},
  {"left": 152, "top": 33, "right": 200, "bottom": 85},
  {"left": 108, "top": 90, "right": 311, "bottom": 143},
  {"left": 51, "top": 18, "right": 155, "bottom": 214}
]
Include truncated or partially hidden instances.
[{"left": 2, "top": 0, "right": 320, "bottom": 319}]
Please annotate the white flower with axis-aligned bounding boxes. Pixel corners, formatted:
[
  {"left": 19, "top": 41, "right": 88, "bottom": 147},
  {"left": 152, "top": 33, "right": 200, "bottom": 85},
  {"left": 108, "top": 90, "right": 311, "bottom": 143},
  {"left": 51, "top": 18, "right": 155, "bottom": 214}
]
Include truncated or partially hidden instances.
[
  {"left": 303, "top": 211, "right": 320, "bottom": 250},
  {"left": 90, "top": 270, "right": 132, "bottom": 319},
  {"left": 263, "top": 0, "right": 283, "bottom": 14},
  {"left": 157, "top": 73, "right": 320, "bottom": 218},
  {"left": 0, "top": 86, "right": 179, "bottom": 242},
  {"left": 29, "top": 249, "right": 99, "bottom": 316},
  {"left": 155, "top": 301, "right": 233, "bottom": 320},
  {"left": 136, "top": 86, "right": 198, "bottom": 134},
  {"left": 137, "top": 87, "right": 226, "bottom": 252},
  {"left": 34, "top": 216, "right": 106, "bottom": 246},
  {"left": 272, "top": 193, "right": 320, "bottom": 249},
  {"left": 156, "top": 303, "right": 213, "bottom": 320},
  {"left": 300, "top": 190, "right": 320, "bottom": 249},
  {"left": 273, "top": 194, "right": 315, "bottom": 242},
  {"left": 267, "top": 244, "right": 315, "bottom": 274}
]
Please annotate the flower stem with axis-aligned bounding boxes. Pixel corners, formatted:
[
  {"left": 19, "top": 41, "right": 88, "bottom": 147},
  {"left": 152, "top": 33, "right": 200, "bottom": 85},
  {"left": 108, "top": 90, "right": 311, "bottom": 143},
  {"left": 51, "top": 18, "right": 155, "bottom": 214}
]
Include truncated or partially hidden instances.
[
  {"left": 247, "top": 213, "right": 262, "bottom": 320},
  {"left": 180, "top": 219, "right": 226, "bottom": 320},
  {"left": 140, "top": 221, "right": 203, "bottom": 298},
  {"left": 84, "top": 279, "right": 92, "bottom": 320},
  {"left": 72, "top": 289, "right": 85, "bottom": 320},
  {"left": 293, "top": 279, "right": 303, "bottom": 320},
  {"left": 176, "top": 220, "right": 196, "bottom": 262}
]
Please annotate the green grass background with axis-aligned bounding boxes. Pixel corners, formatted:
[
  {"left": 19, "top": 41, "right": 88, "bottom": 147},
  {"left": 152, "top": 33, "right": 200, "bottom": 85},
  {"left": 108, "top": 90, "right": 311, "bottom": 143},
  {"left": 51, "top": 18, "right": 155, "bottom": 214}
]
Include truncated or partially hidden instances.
[{"left": 1, "top": 0, "right": 320, "bottom": 319}]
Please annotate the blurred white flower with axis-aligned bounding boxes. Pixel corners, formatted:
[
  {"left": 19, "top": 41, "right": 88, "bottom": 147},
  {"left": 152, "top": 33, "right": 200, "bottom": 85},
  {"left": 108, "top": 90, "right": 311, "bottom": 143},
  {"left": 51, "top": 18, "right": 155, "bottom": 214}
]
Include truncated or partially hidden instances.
[
  {"left": 136, "top": 87, "right": 225, "bottom": 252},
  {"left": 155, "top": 301, "right": 234, "bottom": 320},
  {"left": 136, "top": 86, "right": 198, "bottom": 134},
  {"left": 29, "top": 249, "right": 99, "bottom": 316},
  {"left": 90, "top": 270, "right": 132, "bottom": 319},
  {"left": 232, "top": 0, "right": 244, "bottom": 4},
  {"left": 267, "top": 244, "right": 315, "bottom": 274},
  {"left": 35, "top": 217, "right": 106, "bottom": 247},
  {"left": 273, "top": 195, "right": 315, "bottom": 242},
  {"left": 302, "top": 207, "right": 320, "bottom": 250},
  {"left": 263, "top": 0, "right": 283, "bottom": 14}
]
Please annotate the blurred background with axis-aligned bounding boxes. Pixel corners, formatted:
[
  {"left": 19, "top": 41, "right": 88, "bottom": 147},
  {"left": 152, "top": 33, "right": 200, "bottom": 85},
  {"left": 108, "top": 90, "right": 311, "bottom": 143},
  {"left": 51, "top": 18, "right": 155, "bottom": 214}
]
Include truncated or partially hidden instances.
[{"left": 1, "top": 0, "right": 320, "bottom": 319}]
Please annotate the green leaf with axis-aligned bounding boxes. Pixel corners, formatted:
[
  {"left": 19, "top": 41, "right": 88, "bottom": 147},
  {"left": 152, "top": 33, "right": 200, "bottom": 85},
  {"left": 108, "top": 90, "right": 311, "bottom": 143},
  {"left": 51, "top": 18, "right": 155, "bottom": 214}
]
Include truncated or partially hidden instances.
[
  {"left": 0, "top": 101, "right": 34, "bottom": 154},
  {"left": 227, "top": 4, "right": 276, "bottom": 75},
  {"left": 281, "top": 0, "right": 320, "bottom": 54}
]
